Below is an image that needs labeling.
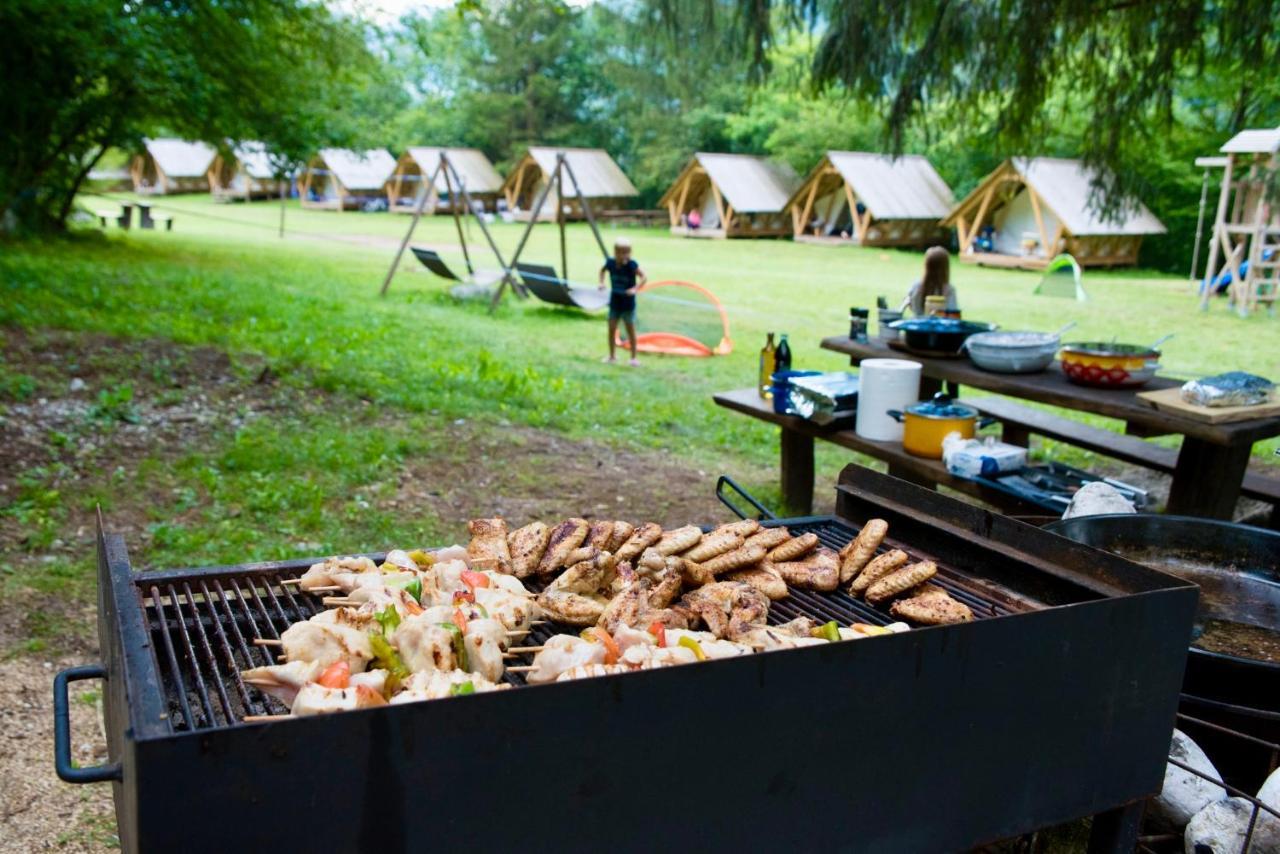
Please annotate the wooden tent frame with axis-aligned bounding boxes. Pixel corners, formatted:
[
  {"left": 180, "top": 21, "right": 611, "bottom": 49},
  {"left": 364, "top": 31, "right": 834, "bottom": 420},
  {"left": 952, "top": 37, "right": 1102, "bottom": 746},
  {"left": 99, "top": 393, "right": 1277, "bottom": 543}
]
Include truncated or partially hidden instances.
[
  {"left": 784, "top": 154, "right": 949, "bottom": 248},
  {"left": 380, "top": 151, "right": 610, "bottom": 314},
  {"left": 1196, "top": 148, "right": 1279, "bottom": 317},
  {"left": 207, "top": 152, "right": 286, "bottom": 203},
  {"left": 129, "top": 149, "right": 209, "bottom": 196},
  {"left": 658, "top": 156, "right": 791, "bottom": 239},
  {"left": 942, "top": 160, "right": 1144, "bottom": 269},
  {"left": 501, "top": 151, "right": 631, "bottom": 222},
  {"left": 386, "top": 150, "right": 501, "bottom": 215}
]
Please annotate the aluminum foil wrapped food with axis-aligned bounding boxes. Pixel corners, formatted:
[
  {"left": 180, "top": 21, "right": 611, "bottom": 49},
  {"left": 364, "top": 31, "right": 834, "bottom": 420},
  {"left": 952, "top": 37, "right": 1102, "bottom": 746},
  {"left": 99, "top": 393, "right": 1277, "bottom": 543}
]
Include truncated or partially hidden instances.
[{"left": 1180, "top": 372, "right": 1275, "bottom": 408}]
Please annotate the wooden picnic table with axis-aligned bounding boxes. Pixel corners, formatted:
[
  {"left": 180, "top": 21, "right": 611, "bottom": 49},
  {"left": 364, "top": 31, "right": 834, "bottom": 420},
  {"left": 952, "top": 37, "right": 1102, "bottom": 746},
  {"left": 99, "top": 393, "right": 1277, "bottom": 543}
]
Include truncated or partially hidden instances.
[{"left": 820, "top": 335, "right": 1280, "bottom": 520}]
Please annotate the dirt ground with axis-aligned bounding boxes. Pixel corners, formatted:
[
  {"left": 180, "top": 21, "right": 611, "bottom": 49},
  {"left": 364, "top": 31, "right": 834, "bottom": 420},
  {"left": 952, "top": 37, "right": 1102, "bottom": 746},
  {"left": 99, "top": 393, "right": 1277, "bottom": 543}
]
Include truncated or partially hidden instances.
[{"left": 0, "top": 329, "right": 744, "bottom": 850}]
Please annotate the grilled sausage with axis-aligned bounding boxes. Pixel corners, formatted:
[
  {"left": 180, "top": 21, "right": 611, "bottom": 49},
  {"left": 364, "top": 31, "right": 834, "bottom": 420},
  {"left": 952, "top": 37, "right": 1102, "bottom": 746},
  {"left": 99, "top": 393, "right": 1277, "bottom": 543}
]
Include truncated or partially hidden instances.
[
  {"left": 767, "top": 532, "right": 819, "bottom": 563},
  {"left": 849, "top": 549, "right": 909, "bottom": 596},
  {"left": 866, "top": 561, "right": 938, "bottom": 605},
  {"left": 683, "top": 531, "right": 744, "bottom": 563},
  {"left": 838, "top": 519, "right": 888, "bottom": 584},
  {"left": 656, "top": 525, "right": 702, "bottom": 556}
]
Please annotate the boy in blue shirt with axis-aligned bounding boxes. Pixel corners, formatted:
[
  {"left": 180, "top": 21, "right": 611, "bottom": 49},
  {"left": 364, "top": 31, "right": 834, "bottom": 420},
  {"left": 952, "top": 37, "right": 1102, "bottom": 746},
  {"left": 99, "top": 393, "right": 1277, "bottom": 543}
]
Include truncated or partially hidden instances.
[{"left": 598, "top": 238, "right": 647, "bottom": 366}]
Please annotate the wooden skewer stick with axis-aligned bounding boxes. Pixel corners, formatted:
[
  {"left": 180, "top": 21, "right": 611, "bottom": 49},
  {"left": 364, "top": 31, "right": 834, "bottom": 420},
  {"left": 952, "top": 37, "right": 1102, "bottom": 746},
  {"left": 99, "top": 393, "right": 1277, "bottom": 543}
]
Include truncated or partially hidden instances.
[
  {"left": 531, "top": 620, "right": 548, "bottom": 626},
  {"left": 253, "top": 638, "right": 283, "bottom": 647},
  {"left": 242, "top": 714, "right": 291, "bottom": 723},
  {"left": 303, "top": 585, "right": 341, "bottom": 593},
  {"left": 506, "top": 665, "right": 537, "bottom": 673},
  {"left": 507, "top": 646, "right": 544, "bottom": 655},
  {"left": 322, "top": 597, "right": 359, "bottom": 607},
  {"left": 280, "top": 579, "right": 303, "bottom": 586},
  {"left": 506, "top": 630, "right": 530, "bottom": 638}
]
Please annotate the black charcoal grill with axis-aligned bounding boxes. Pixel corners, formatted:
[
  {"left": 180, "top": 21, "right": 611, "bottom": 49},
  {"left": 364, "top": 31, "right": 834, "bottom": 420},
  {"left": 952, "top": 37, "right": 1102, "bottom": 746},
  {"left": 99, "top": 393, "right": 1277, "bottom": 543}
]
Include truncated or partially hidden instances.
[{"left": 57, "top": 465, "right": 1197, "bottom": 853}]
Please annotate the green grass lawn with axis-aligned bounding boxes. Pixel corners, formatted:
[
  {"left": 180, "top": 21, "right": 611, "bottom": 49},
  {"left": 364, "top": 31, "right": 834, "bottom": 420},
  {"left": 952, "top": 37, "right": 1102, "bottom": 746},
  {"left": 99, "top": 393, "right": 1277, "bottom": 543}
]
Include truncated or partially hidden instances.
[{"left": 3, "top": 193, "right": 1279, "bottom": 655}]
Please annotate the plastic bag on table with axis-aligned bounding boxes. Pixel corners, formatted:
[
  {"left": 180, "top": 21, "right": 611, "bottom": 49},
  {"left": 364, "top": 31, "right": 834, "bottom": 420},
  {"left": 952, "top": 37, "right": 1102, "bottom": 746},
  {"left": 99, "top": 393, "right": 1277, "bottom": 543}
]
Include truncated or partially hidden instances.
[
  {"left": 942, "top": 434, "right": 1027, "bottom": 479},
  {"left": 1181, "top": 372, "right": 1275, "bottom": 408}
]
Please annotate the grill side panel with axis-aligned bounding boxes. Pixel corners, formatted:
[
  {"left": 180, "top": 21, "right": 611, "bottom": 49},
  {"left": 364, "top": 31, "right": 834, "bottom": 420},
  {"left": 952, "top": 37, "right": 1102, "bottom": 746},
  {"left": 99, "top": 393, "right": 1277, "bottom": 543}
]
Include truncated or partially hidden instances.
[{"left": 127, "top": 584, "right": 1197, "bottom": 853}]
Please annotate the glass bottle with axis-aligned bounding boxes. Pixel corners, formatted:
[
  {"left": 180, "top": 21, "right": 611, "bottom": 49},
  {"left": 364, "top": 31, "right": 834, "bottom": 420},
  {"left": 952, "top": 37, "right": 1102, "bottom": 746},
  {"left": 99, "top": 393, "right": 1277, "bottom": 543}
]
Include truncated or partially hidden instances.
[
  {"left": 759, "top": 332, "right": 777, "bottom": 399},
  {"left": 775, "top": 334, "right": 792, "bottom": 374}
]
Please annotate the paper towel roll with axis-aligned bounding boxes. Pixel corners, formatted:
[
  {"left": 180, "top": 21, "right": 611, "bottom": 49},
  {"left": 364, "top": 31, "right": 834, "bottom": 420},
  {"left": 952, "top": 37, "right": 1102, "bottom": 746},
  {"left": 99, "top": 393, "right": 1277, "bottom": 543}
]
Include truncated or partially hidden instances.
[{"left": 856, "top": 359, "right": 922, "bottom": 441}]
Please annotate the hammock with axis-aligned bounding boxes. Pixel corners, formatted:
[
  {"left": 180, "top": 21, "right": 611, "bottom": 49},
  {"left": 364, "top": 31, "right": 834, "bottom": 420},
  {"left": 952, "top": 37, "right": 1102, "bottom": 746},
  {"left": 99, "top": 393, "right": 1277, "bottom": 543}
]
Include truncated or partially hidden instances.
[{"left": 617, "top": 280, "right": 733, "bottom": 357}]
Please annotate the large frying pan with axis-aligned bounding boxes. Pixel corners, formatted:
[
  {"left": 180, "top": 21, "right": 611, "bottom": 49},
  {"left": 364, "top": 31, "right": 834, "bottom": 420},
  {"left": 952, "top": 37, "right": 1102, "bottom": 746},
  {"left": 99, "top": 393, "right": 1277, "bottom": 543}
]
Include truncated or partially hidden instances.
[{"left": 1045, "top": 514, "right": 1280, "bottom": 788}]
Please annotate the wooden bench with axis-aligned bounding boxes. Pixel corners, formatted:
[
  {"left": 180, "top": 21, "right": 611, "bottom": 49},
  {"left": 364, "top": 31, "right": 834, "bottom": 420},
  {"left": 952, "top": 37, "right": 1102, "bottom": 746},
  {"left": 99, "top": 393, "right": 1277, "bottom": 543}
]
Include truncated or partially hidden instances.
[
  {"left": 968, "top": 396, "right": 1280, "bottom": 526},
  {"left": 597, "top": 209, "right": 667, "bottom": 228},
  {"left": 94, "top": 206, "right": 132, "bottom": 229},
  {"left": 150, "top": 212, "right": 174, "bottom": 231},
  {"left": 713, "top": 388, "right": 1039, "bottom": 515}
]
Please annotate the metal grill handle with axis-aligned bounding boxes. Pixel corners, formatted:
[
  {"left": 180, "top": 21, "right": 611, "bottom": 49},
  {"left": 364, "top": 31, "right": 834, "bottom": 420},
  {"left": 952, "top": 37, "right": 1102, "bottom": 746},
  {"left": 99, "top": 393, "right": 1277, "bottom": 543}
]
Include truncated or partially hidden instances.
[
  {"left": 53, "top": 664, "right": 122, "bottom": 783},
  {"left": 715, "top": 476, "right": 777, "bottom": 521}
]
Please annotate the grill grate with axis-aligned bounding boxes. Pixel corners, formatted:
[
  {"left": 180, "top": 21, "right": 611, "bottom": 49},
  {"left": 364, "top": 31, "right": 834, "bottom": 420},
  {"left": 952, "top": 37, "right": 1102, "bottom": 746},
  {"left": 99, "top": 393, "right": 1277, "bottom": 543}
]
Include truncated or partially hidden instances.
[{"left": 136, "top": 517, "right": 1033, "bottom": 732}]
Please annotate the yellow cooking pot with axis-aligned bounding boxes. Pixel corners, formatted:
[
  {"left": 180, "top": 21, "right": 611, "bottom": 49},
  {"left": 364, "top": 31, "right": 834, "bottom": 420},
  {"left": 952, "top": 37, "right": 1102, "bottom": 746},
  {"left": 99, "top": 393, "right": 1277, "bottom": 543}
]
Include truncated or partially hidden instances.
[{"left": 887, "top": 394, "right": 996, "bottom": 459}]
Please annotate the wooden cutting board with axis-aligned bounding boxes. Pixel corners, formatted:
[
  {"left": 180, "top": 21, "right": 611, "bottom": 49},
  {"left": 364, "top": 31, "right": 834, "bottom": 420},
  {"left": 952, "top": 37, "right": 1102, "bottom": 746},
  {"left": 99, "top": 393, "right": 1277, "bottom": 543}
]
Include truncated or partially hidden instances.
[{"left": 1136, "top": 386, "right": 1280, "bottom": 423}]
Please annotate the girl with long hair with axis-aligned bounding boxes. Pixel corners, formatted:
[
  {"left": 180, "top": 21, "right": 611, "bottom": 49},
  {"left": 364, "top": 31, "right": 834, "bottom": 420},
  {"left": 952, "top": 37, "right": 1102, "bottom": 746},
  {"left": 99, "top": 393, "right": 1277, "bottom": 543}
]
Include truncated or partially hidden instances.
[{"left": 901, "top": 246, "right": 959, "bottom": 315}]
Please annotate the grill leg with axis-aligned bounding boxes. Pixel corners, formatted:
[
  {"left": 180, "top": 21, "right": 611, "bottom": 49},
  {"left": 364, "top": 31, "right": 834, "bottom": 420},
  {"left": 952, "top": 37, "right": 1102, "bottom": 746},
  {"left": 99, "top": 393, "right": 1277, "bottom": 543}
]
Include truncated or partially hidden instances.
[
  {"left": 1086, "top": 801, "right": 1144, "bottom": 854},
  {"left": 779, "top": 427, "right": 813, "bottom": 515}
]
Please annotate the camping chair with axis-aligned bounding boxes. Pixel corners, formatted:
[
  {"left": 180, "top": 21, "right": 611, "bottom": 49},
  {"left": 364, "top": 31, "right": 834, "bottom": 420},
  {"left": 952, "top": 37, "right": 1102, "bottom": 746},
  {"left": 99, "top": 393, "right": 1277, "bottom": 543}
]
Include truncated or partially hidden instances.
[
  {"left": 515, "top": 262, "right": 609, "bottom": 312},
  {"left": 410, "top": 247, "right": 506, "bottom": 298},
  {"left": 1033, "top": 254, "right": 1086, "bottom": 301}
]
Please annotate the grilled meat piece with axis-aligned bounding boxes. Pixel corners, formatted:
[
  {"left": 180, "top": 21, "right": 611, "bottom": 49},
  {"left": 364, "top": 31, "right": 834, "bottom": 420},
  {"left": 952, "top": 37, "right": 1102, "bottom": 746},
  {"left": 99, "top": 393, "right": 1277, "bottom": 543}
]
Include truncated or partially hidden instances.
[
  {"left": 607, "top": 521, "right": 635, "bottom": 552},
  {"left": 715, "top": 519, "right": 761, "bottom": 539},
  {"left": 536, "top": 549, "right": 617, "bottom": 625},
  {"left": 279, "top": 621, "right": 374, "bottom": 671},
  {"left": 556, "top": 663, "right": 632, "bottom": 681},
  {"left": 849, "top": 549, "right": 909, "bottom": 597},
  {"left": 767, "top": 532, "right": 819, "bottom": 562},
  {"left": 743, "top": 527, "right": 791, "bottom": 552},
  {"left": 526, "top": 635, "right": 610, "bottom": 683},
  {"left": 839, "top": 519, "right": 888, "bottom": 584},
  {"left": 466, "top": 518, "right": 512, "bottom": 573},
  {"left": 241, "top": 661, "right": 323, "bottom": 707},
  {"left": 637, "top": 547, "right": 666, "bottom": 573},
  {"left": 866, "top": 561, "right": 938, "bottom": 605},
  {"left": 537, "top": 518, "right": 591, "bottom": 576},
  {"left": 507, "top": 522, "right": 551, "bottom": 579},
  {"left": 734, "top": 618, "right": 826, "bottom": 651},
  {"left": 724, "top": 563, "right": 789, "bottom": 600},
  {"left": 614, "top": 522, "right": 663, "bottom": 563},
  {"left": 679, "top": 557, "right": 715, "bottom": 587},
  {"left": 889, "top": 584, "right": 973, "bottom": 625},
  {"left": 395, "top": 616, "right": 459, "bottom": 673},
  {"left": 664, "top": 629, "right": 754, "bottom": 659},
  {"left": 587, "top": 520, "right": 617, "bottom": 550},
  {"left": 598, "top": 563, "right": 688, "bottom": 634},
  {"left": 619, "top": 644, "right": 700, "bottom": 669},
  {"left": 679, "top": 581, "right": 770, "bottom": 640},
  {"left": 292, "top": 683, "right": 387, "bottom": 716},
  {"left": 391, "top": 668, "right": 508, "bottom": 703},
  {"left": 683, "top": 531, "right": 744, "bottom": 563},
  {"left": 656, "top": 525, "right": 703, "bottom": 556},
  {"left": 773, "top": 547, "right": 840, "bottom": 592},
  {"left": 299, "top": 555, "right": 379, "bottom": 591},
  {"left": 698, "top": 543, "right": 768, "bottom": 577}
]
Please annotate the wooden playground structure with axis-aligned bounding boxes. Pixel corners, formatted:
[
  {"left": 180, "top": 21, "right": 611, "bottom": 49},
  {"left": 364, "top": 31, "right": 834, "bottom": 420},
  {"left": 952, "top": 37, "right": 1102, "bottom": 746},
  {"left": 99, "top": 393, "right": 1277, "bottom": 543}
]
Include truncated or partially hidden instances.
[{"left": 1196, "top": 128, "right": 1280, "bottom": 316}]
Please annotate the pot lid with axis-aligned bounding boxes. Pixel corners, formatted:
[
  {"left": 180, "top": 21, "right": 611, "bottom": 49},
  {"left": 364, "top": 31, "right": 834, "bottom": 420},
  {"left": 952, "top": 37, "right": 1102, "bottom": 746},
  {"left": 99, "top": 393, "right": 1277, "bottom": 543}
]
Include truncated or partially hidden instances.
[
  {"left": 908, "top": 393, "right": 978, "bottom": 419},
  {"left": 889, "top": 317, "right": 996, "bottom": 334}
]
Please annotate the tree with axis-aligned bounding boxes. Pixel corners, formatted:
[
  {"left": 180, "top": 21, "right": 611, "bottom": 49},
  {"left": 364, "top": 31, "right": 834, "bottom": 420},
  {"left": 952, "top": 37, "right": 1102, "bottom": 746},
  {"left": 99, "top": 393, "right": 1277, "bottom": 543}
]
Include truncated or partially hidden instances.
[
  {"left": 713, "top": 0, "right": 1280, "bottom": 215},
  {"left": 0, "top": 0, "right": 388, "bottom": 232}
]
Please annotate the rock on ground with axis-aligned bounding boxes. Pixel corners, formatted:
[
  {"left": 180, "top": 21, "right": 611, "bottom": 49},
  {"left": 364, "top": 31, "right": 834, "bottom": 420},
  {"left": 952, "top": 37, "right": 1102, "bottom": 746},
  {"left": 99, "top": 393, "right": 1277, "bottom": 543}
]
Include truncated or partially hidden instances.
[{"left": 1150, "top": 729, "right": 1228, "bottom": 832}]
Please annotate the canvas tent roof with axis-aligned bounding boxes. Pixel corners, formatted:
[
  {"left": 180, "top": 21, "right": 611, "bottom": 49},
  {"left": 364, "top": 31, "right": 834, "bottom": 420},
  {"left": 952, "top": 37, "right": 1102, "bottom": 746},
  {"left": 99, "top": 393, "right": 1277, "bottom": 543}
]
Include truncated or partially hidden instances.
[
  {"left": 405, "top": 147, "right": 503, "bottom": 194},
  {"left": 808, "top": 152, "right": 954, "bottom": 220},
  {"left": 667, "top": 153, "right": 800, "bottom": 214},
  {"left": 945, "top": 157, "right": 1165, "bottom": 237},
  {"left": 1219, "top": 128, "right": 1280, "bottom": 155},
  {"left": 520, "top": 147, "right": 638, "bottom": 198},
  {"left": 316, "top": 148, "right": 396, "bottom": 190},
  {"left": 144, "top": 138, "right": 216, "bottom": 178},
  {"left": 232, "top": 142, "right": 277, "bottom": 179}
]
